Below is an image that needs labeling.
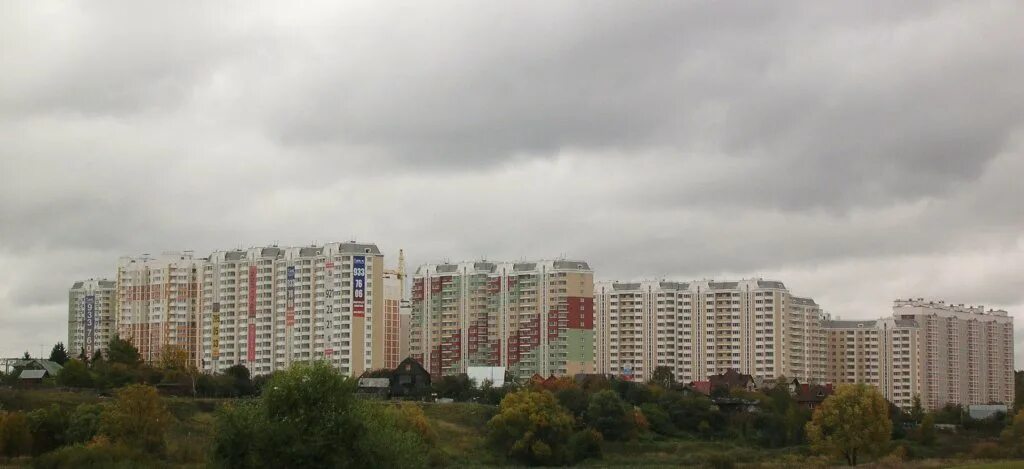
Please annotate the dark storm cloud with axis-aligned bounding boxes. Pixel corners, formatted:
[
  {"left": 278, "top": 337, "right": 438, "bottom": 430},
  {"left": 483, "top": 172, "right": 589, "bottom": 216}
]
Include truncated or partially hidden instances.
[{"left": 0, "top": 1, "right": 1022, "bottom": 361}]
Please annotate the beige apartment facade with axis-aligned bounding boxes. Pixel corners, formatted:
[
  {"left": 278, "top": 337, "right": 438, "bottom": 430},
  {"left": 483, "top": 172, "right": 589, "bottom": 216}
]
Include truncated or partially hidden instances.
[
  {"left": 382, "top": 270, "right": 403, "bottom": 369},
  {"left": 893, "top": 299, "right": 1014, "bottom": 409},
  {"left": 116, "top": 253, "right": 200, "bottom": 363},
  {"left": 594, "top": 279, "right": 827, "bottom": 384},
  {"left": 411, "top": 260, "right": 594, "bottom": 380},
  {"left": 197, "top": 242, "right": 385, "bottom": 377},
  {"left": 68, "top": 278, "right": 117, "bottom": 360},
  {"left": 823, "top": 299, "right": 1012, "bottom": 410}
]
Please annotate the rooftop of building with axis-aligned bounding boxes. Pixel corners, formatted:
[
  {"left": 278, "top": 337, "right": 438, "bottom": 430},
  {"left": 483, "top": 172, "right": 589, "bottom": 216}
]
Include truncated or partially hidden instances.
[
  {"left": 823, "top": 319, "right": 879, "bottom": 329},
  {"left": 894, "top": 298, "right": 1008, "bottom": 316},
  {"left": 71, "top": 278, "right": 116, "bottom": 289},
  {"left": 206, "top": 242, "right": 382, "bottom": 263},
  {"left": 597, "top": 278, "right": 792, "bottom": 293},
  {"left": 415, "top": 259, "right": 592, "bottom": 275}
]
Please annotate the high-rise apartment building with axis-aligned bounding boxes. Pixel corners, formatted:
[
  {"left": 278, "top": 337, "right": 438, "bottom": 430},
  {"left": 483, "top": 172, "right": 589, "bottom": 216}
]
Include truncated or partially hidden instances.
[
  {"left": 198, "top": 242, "right": 384, "bottom": 377},
  {"left": 894, "top": 299, "right": 1013, "bottom": 409},
  {"left": 594, "top": 279, "right": 826, "bottom": 383},
  {"left": 68, "top": 278, "right": 117, "bottom": 359},
  {"left": 116, "top": 253, "right": 200, "bottom": 363},
  {"left": 382, "top": 270, "right": 403, "bottom": 369},
  {"left": 411, "top": 260, "right": 594, "bottom": 379},
  {"left": 823, "top": 299, "right": 1012, "bottom": 410},
  {"left": 399, "top": 299, "right": 412, "bottom": 361}
]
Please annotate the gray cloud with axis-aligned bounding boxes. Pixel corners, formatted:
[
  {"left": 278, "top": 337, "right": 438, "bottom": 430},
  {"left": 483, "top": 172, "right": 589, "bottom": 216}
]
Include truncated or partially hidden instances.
[{"left": 1, "top": 1, "right": 1023, "bottom": 364}]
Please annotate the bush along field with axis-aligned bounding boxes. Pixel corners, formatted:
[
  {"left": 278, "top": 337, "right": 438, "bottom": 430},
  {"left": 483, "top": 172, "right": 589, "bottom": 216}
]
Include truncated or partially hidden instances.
[{"left": 2, "top": 341, "right": 1024, "bottom": 468}]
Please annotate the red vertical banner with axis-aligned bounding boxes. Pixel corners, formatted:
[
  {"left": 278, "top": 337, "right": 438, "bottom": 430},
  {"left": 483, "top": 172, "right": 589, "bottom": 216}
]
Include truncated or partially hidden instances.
[
  {"left": 247, "top": 324, "right": 256, "bottom": 363},
  {"left": 248, "top": 266, "right": 257, "bottom": 319}
]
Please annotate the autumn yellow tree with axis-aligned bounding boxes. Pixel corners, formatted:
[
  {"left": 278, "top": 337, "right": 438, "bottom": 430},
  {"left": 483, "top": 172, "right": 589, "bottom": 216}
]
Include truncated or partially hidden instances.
[
  {"left": 159, "top": 345, "right": 199, "bottom": 396},
  {"left": 100, "top": 384, "right": 173, "bottom": 453},
  {"left": 806, "top": 384, "right": 891, "bottom": 466},
  {"left": 487, "top": 389, "right": 575, "bottom": 465}
]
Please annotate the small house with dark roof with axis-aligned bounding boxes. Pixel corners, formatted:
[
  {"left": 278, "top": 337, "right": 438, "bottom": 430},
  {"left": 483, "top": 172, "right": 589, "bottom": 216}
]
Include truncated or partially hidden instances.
[
  {"left": 708, "top": 369, "right": 756, "bottom": 393},
  {"left": 356, "top": 357, "right": 432, "bottom": 399},
  {"left": 391, "top": 357, "right": 431, "bottom": 398},
  {"left": 18, "top": 369, "right": 47, "bottom": 387},
  {"left": 789, "top": 379, "right": 834, "bottom": 410}
]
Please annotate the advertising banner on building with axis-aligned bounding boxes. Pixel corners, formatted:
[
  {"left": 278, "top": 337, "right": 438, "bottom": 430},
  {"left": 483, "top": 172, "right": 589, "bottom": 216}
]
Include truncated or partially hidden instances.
[
  {"left": 247, "top": 265, "right": 257, "bottom": 363},
  {"left": 83, "top": 295, "right": 96, "bottom": 356},
  {"left": 212, "top": 302, "right": 220, "bottom": 359},
  {"left": 247, "top": 324, "right": 256, "bottom": 363},
  {"left": 353, "top": 256, "right": 366, "bottom": 318},
  {"left": 286, "top": 266, "right": 295, "bottom": 327},
  {"left": 248, "top": 266, "right": 257, "bottom": 319}
]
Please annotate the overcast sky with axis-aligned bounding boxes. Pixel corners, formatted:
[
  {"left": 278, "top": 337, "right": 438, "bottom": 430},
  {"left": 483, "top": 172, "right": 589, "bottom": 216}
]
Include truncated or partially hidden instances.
[{"left": 2, "top": 1, "right": 1022, "bottom": 363}]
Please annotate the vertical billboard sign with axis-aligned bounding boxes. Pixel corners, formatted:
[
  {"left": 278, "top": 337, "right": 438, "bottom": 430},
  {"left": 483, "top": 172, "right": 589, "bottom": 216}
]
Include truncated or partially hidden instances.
[
  {"left": 211, "top": 302, "right": 220, "bottom": 359},
  {"left": 353, "top": 256, "right": 366, "bottom": 318},
  {"left": 83, "top": 295, "right": 96, "bottom": 357},
  {"left": 247, "top": 266, "right": 257, "bottom": 363},
  {"left": 286, "top": 266, "right": 295, "bottom": 327}
]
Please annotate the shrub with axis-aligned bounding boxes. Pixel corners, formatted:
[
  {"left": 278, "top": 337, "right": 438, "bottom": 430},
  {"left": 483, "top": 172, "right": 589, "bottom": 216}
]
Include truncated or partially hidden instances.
[
  {"left": 969, "top": 441, "right": 1005, "bottom": 459},
  {"left": 211, "top": 362, "right": 428, "bottom": 469},
  {"left": 918, "top": 414, "right": 936, "bottom": 445},
  {"left": 27, "top": 405, "right": 69, "bottom": 455},
  {"left": 100, "top": 384, "right": 173, "bottom": 453},
  {"left": 57, "top": 359, "right": 94, "bottom": 388},
  {"left": 487, "top": 388, "right": 575, "bottom": 466},
  {"left": 585, "top": 390, "right": 635, "bottom": 441},
  {"left": 705, "top": 452, "right": 736, "bottom": 469},
  {"left": 0, "top": 411, "right": 33, "bottom": 457},
  {"left": 555, "top": 387, "right": 588, "bottom": 419},
  {"left": 568, "top": 428, "right": 603, "bottom": 462},
  {"left": 640, "top": 403, "right": 675, "bottom": 435},
  {"left": 31, "top": 437, "right": 155, "bottom": 469}
]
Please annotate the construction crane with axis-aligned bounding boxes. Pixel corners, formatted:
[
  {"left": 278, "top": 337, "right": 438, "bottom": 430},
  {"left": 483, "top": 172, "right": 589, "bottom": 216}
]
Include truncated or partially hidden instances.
[
  {"left": 384, "top": 248, "right": 407, "bottom": 283},
  {"left": 397, "top": 248, "right": 406, "bottom": 281}
]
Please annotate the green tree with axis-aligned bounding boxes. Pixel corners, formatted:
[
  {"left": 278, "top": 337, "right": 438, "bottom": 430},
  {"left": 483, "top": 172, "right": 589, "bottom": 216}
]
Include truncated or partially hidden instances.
[
  {"left": 90, "top": 349, "right": 104, "bottom": 365},
  {"left": 23, "top": 351, "right": 31, "bottom": 359},
  {"left": 106, "top": 335, "right": 140, "bottom": 366},
  {"left": 658, "top": 391, "right": 721, "bottom": 436},
  {"left": 211, "top": 361, "right": 428, "bottom": 468},
  {"left": 0, "top": 411, "right": 33, "bottom": 457},
  {"left": 640, "top": 402, "right": 675, "bottom": 435},
  {"left": 100, "top": 384, "right": 173, "bottom": 453},
  {"left": 58, "top": 359, "right": 94, "bottom": 388},
  {"left": 27, "top": 405, "right": 70, "bottom": 455},
  {"left": 918, "top": 413, "right": 936, "bottom": 445},
  {"left": 806, "top": 384, "right": 891, "bottom": 466},
  {"left": 67, "top": 404, "right": 102, "bottom": 444},
  {"left": 1000, "top": 408, "right": 1024, "bottom": 456},
  {"left": 77, "top": 348, "right": 89, "bottom": 363},
  {"left": 586, "top": 390, "right": 636, "bottom": 441},
  {"left": 648, "top": 366, "right": 675, "bottom": 390},
  {"left": 48, "top": 342, "right": 69, "bottom": 365},
  {"left": 487, "top": 388, "right": 575, "bottom": 466},
  {"left": 224, "top": 364, "right": 254, "bottom": 396},
  {"left": 433, "top": 374, "right": 476, "bottom": 401},
  {"left": 555, "top": 386, "right": 589, "bottom": 419},
  {"left": 568, "top": 428, "right": 603, "bottom": 462},
  {"left": 910, "top": 395, "right": 925, "bottom": 423},
  {"left": 1015, "top": 371, "right": 1024, "bottom": 411}
]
